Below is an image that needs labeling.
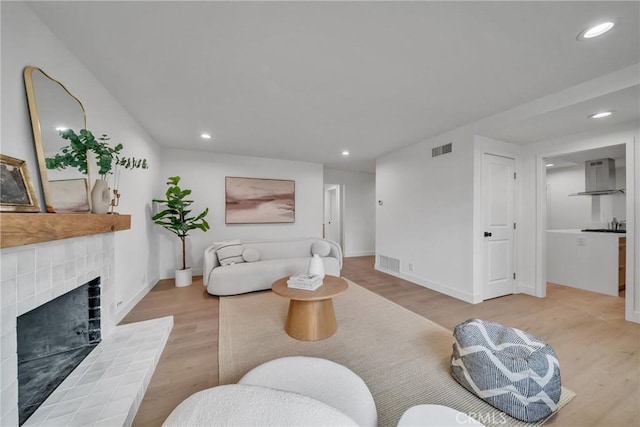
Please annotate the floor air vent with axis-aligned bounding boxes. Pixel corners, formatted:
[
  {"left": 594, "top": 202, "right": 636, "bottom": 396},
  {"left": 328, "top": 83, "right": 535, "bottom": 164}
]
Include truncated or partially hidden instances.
[{"left": 379, "top": 255, "right": 400, "bottom": 273}]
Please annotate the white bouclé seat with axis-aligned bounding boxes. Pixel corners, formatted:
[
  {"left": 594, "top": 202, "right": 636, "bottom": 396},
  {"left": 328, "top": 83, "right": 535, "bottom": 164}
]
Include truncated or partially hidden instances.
[
  {"left": 397, "top": 405, "right": 485, "bottom": 427},
  {"left": 162, "top": 384, "right": 358, "bottom": 426},
  {"left": 239, "top": 356, "right": 378, "bottom": 427}
]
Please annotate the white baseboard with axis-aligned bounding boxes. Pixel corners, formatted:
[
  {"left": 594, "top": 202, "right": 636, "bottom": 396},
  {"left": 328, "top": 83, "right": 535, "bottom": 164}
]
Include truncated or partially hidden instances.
[
  {"left": 374, "top": 264, "right": 478, "bottom": 304},
  {"left": 344, "top": 251, "right": 375, "bottom": 257},
  {"left": 115, "top": 274, "right": 159, "bottom": 324},
  {"left": 517, "top": 285, "right": 537, "bottom": 296}
]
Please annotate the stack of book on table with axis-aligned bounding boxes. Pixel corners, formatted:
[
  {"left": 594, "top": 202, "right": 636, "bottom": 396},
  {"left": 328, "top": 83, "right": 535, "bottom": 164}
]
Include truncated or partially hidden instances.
[{"left": 287, "top": 274, "right": 323, "bottom": 291}]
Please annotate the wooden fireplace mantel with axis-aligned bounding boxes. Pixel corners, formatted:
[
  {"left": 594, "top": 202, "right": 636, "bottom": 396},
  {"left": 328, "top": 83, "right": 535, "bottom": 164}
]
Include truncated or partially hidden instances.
[{"left": 0, "top": 213, "right": 131, "bottom": 249}]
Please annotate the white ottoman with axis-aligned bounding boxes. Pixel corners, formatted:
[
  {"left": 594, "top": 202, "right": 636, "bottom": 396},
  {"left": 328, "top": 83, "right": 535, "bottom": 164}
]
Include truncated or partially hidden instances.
[
  {"left": 163, "top": 384, "right": 358, "bottom": 426},
  {"left": 239, "top": 356, "right": 378, "bottom": 427},
  {"left": 397, "top": 405, "right": 485, "bottom": 427}
]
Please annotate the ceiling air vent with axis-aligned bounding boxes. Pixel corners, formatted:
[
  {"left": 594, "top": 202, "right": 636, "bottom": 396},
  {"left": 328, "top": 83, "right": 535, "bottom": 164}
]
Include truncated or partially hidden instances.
[{"left": 432, "top": 142, "right": 453, "bottom": 158}]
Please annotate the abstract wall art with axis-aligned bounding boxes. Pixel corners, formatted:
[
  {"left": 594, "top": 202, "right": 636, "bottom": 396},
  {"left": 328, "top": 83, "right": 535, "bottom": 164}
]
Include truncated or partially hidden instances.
[{"left": 225, "top": 177, "right": 295, "bottom": 224}]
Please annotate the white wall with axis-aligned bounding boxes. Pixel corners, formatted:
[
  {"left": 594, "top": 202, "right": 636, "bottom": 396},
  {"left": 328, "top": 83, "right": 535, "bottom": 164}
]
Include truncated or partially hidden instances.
[
  {"left": 612, "top": 166, "right": 627, "bottom": 221},
  {"left": 376, "top": 126, "right": 476, "bottom": 302},
  {"left": 324, "top": 168, "right": 375, "bottom": 257},
  {"left": 156, "top": 149, "right": 324, "bottom": 279},
  {"left": 546, "top": 165, "right": 626, "bottom": 230},
  {"left": 546, "top": 165, "right": 590, "bottom": 229},
  {"left": 1, "top": 2, "right": 163, "bottom": 321},
  {"left": 472, "top": 122, "right": 637, "bottom": 321},
  {"left": 375, "top": 119, "right": 638, "bottom": 320}
]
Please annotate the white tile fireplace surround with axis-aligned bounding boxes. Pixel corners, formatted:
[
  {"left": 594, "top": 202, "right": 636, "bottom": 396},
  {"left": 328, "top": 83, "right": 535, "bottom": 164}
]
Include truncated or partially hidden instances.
[{"left": 1, "top": 234, "right": 172, "bottom": 426}]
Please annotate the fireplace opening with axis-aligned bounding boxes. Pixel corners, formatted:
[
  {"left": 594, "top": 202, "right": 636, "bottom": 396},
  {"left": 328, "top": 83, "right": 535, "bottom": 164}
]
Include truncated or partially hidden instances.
[{"left": 17, "top": 277, "right": 101, "bottom": 425}]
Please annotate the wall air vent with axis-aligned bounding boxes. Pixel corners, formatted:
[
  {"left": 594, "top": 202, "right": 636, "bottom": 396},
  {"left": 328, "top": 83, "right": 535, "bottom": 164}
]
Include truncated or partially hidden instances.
[
  {"left": 432, "top": 142, "right": 453, "bottom": 158},
  {"left": 379, "top": 255, "right": 400, "bottom": 273}
]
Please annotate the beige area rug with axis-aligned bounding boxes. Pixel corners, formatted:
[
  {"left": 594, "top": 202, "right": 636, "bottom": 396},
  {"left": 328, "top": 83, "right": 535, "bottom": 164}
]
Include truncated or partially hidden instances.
[{"left": 219, "top": 280, "right": 575, "bottom": 427}]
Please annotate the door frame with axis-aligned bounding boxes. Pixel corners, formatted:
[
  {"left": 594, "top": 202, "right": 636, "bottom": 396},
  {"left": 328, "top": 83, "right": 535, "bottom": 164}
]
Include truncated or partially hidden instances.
[
  {"left": 323, "top": 184, "right": 344, "bottom": 249},
  {"left": 534, "top": 137, "right": 637, "bottom": 322},
  {"left": 481, "top": 153, "right": 516, "bottom": 300},
  {"left": 473, "top": 137, "right": 523, "bottom": 304}
]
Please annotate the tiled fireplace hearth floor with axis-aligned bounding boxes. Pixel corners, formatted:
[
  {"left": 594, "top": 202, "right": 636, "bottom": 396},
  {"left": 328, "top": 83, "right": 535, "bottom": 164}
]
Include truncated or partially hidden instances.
[{"left": 23, "top": 316, "right": 173, "bottom": 427}]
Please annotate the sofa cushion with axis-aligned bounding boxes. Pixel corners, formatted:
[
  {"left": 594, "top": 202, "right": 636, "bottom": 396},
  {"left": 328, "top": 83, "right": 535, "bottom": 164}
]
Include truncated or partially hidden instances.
[
  {"left": 242, "top": 247, "right": 261, "bottom": 263},
  {"left": 216, "top": 240, "right": 245, "bottom": 266},
  {"left": 311, "top": 240, "right": 331, "bottom": 257},
  {"left": 451, "top": 319, "right": 561, "bottom": 423}
]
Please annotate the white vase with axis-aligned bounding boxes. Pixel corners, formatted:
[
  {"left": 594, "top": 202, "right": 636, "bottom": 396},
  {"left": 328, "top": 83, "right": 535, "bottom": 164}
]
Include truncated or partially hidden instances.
[
  {"left": 308, "top": 253, "right": 325, "bottom": 278},
  {"left": 91, "top": 179, "right": 110, "bottom": 214},
  {"left": 175, "top": 268, "right": 193, "bottom": 287}
]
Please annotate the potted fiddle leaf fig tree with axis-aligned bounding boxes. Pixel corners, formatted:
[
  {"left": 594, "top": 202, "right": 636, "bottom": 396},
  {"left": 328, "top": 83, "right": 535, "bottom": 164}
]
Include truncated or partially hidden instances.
[{"left": 152, "top": 176, "right": 210, "bottom": 287}]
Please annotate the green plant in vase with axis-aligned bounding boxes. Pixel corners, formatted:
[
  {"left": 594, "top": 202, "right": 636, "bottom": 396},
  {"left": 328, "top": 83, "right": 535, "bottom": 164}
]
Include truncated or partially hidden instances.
[
  {"left": 46, "top": 129, "right": 148, "bottom": 213},
  {"left": 152, "top": 176, "right": 210, "bottom": 287}
]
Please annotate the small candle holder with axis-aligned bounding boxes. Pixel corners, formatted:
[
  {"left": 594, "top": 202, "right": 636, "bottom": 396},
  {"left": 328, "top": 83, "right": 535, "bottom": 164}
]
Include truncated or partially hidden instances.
[{"left": 108, "top": 189, "right": 121, "bottom": 215}]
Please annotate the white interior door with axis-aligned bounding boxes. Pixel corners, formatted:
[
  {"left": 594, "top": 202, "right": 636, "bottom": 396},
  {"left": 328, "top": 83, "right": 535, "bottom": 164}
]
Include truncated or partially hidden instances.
[{"left": 482, "top": 154, "right": 515, "bottom": 300}]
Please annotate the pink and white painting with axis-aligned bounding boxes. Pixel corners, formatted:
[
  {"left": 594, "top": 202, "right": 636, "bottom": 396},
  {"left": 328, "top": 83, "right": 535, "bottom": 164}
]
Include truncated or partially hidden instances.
[{"left": 225, "top": 177, "right": 295, "bottom": 224}]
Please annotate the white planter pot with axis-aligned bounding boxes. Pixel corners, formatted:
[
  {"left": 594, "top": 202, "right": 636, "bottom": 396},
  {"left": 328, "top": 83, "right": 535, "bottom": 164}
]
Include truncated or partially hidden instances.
[
  {"left": 91, "top": 179, "right": 111, "bottom": 214},
  {"left": 175, "top": 268, "right": 193, "bottom": 287}
]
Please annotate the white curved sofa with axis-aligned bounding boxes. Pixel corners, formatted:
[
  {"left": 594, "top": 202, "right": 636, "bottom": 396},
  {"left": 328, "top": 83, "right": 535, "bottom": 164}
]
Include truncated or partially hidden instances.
[{"left": 203, "top": 238, "right": 342, "bottom": 296}]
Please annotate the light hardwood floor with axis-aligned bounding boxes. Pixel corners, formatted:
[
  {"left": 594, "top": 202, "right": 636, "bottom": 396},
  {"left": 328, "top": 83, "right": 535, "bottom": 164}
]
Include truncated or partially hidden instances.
[{"left": 125, "top": 256, "right": 639, "bottom": 426}]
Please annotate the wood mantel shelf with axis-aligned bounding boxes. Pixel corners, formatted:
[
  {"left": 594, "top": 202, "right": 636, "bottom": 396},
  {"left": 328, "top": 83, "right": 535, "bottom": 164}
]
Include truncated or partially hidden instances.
[{"left": 0, "top": 213, "right": 131, "bottom": 249}]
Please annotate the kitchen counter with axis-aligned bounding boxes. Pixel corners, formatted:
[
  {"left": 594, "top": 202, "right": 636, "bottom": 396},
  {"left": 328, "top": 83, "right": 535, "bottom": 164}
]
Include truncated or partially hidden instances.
[
  {"left": 547, "top": 229, "right": 624, "bottom": 296},
  {"left": 548, "top": 229, "right": 626, "bottom": 236}
]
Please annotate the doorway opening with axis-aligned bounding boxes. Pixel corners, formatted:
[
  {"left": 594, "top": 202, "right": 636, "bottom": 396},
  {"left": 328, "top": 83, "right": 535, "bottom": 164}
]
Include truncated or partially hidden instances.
[
  {"left": 540, "top": 142, "right": 633, "bottom": 320},
  {"left": 323, "top": 184, "right": 343, "bottom": 249}
]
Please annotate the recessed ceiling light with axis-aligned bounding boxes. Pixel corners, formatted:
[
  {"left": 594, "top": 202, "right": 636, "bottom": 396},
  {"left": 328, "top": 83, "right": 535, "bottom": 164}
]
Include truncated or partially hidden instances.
[
  {"left": 577, "top": 20, "right": 616, "bottom": 40},
  {"left": 201, "top": 133, "right": 212, "bottom": 139},
  {"left": 55, "top": 127, "right": 68, "bottom": 131},
  {"left": 341, "top": 150, "right": 350, "bottom": 156},
  {"left": 546, "top": 163, "right": 555, "bottom": 167},
  {"left": 588, "top": 110, "right": 615, "bottom": 119}
]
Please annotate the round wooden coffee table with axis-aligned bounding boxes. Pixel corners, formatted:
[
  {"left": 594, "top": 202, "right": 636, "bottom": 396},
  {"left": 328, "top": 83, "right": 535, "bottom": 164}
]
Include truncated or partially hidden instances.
[{"left": 272, "top": 275, "right": 348, "bottom": 341}]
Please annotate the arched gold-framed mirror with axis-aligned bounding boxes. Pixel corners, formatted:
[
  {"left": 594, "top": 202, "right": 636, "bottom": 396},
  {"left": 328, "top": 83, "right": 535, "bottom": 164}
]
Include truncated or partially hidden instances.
[{"left": 24, "top": 66, "right": 89, "bottom": 213}]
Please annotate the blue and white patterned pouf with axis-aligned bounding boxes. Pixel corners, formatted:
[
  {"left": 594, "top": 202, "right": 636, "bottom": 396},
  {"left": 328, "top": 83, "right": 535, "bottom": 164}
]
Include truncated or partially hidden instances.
[{"left": 451, "top": 319, "right": 561, "bottom": 423}]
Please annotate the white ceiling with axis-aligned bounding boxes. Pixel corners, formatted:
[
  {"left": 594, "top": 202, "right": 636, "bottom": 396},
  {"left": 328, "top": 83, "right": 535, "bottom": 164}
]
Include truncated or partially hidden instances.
[
  {"left": 26, "top": 1, "right": 640, "bottom": 173},
  {"left": 484, "top": 85, "right": 640, "bottom": 145}
]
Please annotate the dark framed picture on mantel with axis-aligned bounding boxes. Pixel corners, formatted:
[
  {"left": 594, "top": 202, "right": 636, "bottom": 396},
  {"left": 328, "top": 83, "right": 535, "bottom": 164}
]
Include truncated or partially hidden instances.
[
  {"left": 0, "top": 154, "right": 40, "bottom": 212},
  {"left": 225, "top": 176, "right": 295, "bottom": 224}
]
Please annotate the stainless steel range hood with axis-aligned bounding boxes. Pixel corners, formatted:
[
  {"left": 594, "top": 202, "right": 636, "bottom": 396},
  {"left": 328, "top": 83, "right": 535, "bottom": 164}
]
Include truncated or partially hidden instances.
[{"left": 575, "top": 158, "right": 625, "bottom": 196}]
